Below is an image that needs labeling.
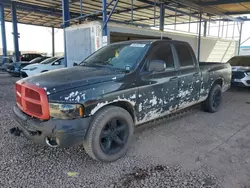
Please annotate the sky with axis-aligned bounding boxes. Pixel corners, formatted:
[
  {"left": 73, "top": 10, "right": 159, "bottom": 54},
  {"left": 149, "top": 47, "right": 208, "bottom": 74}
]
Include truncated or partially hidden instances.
[
  {"left": 0, "top": 23, "right": 64, "bottom": 54},
  {"left": 0, "top": 20, "right": 250, "bottom": 55}
]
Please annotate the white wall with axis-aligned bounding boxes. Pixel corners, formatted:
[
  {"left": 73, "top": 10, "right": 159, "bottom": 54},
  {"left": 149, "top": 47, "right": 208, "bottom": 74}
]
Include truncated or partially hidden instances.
[
  {"left": 109, "top": 23, "right": 238, "bottom": 62},
  {"left": 65, "top": 22, "right": 238, "bottom": 66}
]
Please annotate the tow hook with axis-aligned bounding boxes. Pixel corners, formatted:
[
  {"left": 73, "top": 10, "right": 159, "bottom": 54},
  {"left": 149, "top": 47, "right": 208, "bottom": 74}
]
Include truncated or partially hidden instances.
[{"left": 10, "top": 127, "right": 22, "bottom": 136}]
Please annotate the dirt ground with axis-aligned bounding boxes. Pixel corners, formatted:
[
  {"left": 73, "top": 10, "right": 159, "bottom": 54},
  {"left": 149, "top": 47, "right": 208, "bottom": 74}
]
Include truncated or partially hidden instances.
[{"left": 0, "top": 73, "right": 250, "bottom": 188}]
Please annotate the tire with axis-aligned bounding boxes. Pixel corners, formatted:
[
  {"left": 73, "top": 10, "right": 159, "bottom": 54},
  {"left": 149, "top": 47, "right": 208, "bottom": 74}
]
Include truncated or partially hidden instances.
[
  {"left": 83, "top": 106, "right": 134, "bottom": 162},
  {"left": 202, "top": 84, "right": 222, "bottom": 113}
]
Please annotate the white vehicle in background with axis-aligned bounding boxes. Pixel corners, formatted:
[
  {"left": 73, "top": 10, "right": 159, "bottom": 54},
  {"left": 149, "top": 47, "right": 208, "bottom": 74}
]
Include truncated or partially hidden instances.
[{"left": 20, "top": 57, "right": 65, "bottom": 78}]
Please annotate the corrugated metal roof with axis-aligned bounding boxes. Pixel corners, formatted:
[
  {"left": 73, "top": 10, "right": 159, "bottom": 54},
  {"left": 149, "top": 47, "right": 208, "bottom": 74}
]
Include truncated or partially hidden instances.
[{"left": 1, "top": 0, "right": 249, "bottom": 28}]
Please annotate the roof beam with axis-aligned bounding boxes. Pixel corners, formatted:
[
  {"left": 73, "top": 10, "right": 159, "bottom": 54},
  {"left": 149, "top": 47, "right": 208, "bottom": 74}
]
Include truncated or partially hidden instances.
[
  {"left": 136, "top": 0, "right": 209, "bottom": 21},
  {"left": 167, "top": 0, "right": 243, "bottom": 22},
  {"left": 200, "top": 0, "right": 250, "bottom": 6},
  {"left": 1, "top": 0, "right": 79, "bottom": 18},
  {"left": 225, "top": 11, "right": 250, "bottom": 15}
]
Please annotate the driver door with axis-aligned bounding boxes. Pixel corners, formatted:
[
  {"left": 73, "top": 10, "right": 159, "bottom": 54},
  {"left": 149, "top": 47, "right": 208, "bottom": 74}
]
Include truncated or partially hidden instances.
[{"left": 137, "top": 43, "right": 179, "bottom": 123}]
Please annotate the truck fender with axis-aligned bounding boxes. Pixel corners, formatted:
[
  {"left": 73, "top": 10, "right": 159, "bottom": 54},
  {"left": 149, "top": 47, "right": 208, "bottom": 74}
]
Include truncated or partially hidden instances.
[{"left": 90, "top": 99, "right": 136, "bottom": 122}]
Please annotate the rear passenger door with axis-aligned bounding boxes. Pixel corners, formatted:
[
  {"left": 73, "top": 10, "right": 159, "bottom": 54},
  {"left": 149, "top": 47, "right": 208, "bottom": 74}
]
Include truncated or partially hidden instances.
[
  {"left": 138, "top": 43, "right": 179, "bottom": 122},
  {"left": 174, "top": 43, "right": 201, "bottom": 107}
]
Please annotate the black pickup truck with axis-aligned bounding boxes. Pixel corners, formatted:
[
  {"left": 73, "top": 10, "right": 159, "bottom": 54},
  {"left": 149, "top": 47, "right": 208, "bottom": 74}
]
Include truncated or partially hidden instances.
[{"left": 12, "top": 40, "right": 231, "bottom": 162}]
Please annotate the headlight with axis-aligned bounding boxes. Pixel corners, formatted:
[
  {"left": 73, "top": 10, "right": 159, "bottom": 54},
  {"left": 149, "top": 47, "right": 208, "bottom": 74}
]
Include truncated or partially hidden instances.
[
  {"left": 49, "top": 103, "right": 84, "bottom": 119},
  {"left": 29, "top": 67, "right": 37, "bottom": 71}
]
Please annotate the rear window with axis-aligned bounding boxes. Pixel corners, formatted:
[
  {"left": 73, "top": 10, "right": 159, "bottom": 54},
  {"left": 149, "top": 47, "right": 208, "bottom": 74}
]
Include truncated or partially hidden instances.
[
  {"left": 228, "top": 56, "right": 250, "bottom": 66},
  {"left": 175, "top": 44, "right": 194, "bottom": 67}
]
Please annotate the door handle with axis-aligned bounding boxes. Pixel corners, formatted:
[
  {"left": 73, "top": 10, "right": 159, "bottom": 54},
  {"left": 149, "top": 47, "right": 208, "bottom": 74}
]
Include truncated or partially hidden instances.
[{"left": 170, "top": 76, "right": 178, "bottom": 81}]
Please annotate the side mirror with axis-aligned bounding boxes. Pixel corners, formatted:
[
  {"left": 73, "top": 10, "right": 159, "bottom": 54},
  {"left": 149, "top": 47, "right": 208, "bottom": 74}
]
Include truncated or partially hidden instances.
[
  {"left": 148, "top": 60, "right": 166, "bottom": 72},
  {"left": 73, "top": 62, "right": 78, "bottom": 66},
  {"left": 53, "top": 61, "right": 60, "bottom": 66}
]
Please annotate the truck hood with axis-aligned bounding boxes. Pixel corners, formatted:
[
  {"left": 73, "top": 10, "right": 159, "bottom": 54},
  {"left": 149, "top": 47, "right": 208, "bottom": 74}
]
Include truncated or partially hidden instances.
[
  {"left": 232, "top": 66, "right": 250, "bottom": 72},
  {"left": 21, "top": 66, "right": 125, "bottom": 94}
]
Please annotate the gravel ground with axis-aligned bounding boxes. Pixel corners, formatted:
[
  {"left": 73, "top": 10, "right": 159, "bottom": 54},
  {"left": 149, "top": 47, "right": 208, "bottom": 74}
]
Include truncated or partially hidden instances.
[{"left": 0, "top": 73, "right": 250, "bottom": 188}]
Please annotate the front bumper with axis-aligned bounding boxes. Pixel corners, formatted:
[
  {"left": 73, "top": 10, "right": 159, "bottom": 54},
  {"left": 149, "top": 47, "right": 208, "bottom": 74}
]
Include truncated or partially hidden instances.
[
  {"left": 7, "top": 69, "right": 20, "bottom": 76},
  {"left": 20, "top": 71, "right": 28, "bottom": 78},
  {"left": 13, "top": 105, "right": 91, "bottom": 148},
  {"left": 231, "top": 77, "right": 250, "bottom": 87}
]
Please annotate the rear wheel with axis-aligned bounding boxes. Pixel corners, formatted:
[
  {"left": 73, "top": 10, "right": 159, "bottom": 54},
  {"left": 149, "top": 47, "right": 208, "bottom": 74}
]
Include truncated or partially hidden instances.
[
  {"left": 83, "top": 106, "right": 134, "bottom": 162},
  {"left": 202, "top": 84, "right": 222, "bottom": 113}
]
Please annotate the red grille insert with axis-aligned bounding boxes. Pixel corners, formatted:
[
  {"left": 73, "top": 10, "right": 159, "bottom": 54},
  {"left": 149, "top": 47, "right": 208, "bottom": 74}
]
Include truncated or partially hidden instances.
[
  {"left": 15, "top": 81, "right": 50, "bottom": 120},
  {"left": 25, "top": 88, "right": 40, "bottom": 101}
]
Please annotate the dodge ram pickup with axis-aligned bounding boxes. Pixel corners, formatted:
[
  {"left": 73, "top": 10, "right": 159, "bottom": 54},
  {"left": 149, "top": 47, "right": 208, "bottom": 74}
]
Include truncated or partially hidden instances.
[{"left": 12, "top": 40, "right": 232, "bottom": 162}]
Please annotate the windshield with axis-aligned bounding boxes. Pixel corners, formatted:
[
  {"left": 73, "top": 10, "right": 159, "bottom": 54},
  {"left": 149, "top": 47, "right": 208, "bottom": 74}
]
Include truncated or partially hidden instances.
[
  {"left": 29, "top": 57, "right": 47, "bottom": 64},
  {"left": 40, "top": 57, "right": 59, "bottom": 64},
  {"left": 229, "top": 56, "right": 250, "bottom": 66},
  {"left": 80, "top": 42, "right": 150, "bottom": 70}
]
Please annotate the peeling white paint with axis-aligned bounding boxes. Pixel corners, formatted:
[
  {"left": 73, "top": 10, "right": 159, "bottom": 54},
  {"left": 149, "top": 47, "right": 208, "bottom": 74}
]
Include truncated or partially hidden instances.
[
  {"left": 178, "top": 90, "right": 191, "bottom": 98},
  {"left": 130, "top": 94, "right": 136, "bottom": 99},
  {"left": 47, "top": 92, "right": 50, "bottom": 95},
  {"left": 81, "top": 93, "right": 86, "bottom": 100},
  {"left": 35, "top": 83, "right": 40, "bottom": 86},
  {"left": 138, "top": 103, "right": 142, "bottom": 112},
  {"left": 76, "top": 96, "right": 80, "bottom": 102},
  {"left": 65, "top": 91, "right": 80, "bottom": 101},
  {"left": 44, "top": 87, "right": 47, "bottom": 91},
  {"left": 149, "top": 95, "right": 158, "bottom": 106},
  {"left": 112, "top": 77, "right": 117, "bottom": 80},
  {"left": 91, "top": 101, "right": 109, "bottom": 115},
  {"left": 90, "top": 97, "right": 136, "bottom": 115}
]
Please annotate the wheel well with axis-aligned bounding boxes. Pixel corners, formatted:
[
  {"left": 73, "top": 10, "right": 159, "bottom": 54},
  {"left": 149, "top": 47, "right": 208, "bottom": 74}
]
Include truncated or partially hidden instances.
[
  {"left": 213, "top": 79, "right": 223, "bottom": 87},
  {"left": 108, "top": 101, "right": 135, "bottom": 122}
]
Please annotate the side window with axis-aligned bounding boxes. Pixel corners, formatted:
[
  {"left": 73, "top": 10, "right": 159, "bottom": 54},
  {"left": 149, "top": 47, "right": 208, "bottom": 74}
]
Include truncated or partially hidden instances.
[
  {"left": 175, "top": 44, "right": 194, "bottom": 67},
  {"left": 60, "top": 59, "right": 64, "bottom": 65},
  {"left": 147, "top": 43, "right": 175, "bottom": 71}
]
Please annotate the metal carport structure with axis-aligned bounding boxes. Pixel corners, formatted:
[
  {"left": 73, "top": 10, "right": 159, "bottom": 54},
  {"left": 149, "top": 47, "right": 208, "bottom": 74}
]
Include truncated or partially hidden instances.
[{"left": 0, "top": 0, "right": 250, "bottom": 65}]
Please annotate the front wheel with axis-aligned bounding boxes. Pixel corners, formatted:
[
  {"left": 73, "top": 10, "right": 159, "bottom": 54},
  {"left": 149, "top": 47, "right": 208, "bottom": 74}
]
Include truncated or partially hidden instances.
[
  {"left": 202, "top": 84, "right": 222, "bottom": 113},
  {"left": 83, "top": 106, "right": 134, "bottom": 162}
]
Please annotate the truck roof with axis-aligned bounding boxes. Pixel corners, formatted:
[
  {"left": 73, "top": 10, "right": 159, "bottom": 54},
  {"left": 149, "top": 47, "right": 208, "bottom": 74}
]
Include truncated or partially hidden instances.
[{"left": 112, "top": 39, "right": 188, "bottom": 45}]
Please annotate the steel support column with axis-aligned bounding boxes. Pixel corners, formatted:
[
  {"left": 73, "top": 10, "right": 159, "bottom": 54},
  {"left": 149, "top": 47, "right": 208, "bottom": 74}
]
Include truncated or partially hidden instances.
[
  {"left": 203, "top": 21, "right": 207, "bottom": 37},
  {"left": 131, "top": 0, "right": 133, "bottom": 23},
  {"left": 62, "top": 0, "right": 70, "bottom": 67},
  {"left": 0, "top": 3, "right": 7, "bottom": 64},
  {"left": 159, "top": 3, "right": 165, "bottom": 31},
  {"left": 11, "top": 2, "right": 20, "bottom": 62},
  {"left": 102, "top": 0, "right": 108, "bottom": 46},
  {"left": 238, "top": 22, "right": 243, "bottom": 55},
  {"left": 52, "top": 27, "right": 55, "bottom": 57},
  {"left": 102, "top": 0, "right": 107, "bottom": 36},
  {"left": 197, "top": 12, "right": 202, "bottom": 62}
]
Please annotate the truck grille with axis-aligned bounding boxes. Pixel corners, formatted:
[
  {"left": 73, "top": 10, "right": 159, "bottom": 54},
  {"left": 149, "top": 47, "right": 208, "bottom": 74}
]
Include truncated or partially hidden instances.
[
  {"left": 15, "top": 81, "right": 50, "bottom": 120},
  {"left": 232, "top": 71, "right": 245, "bottom": 79}
]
